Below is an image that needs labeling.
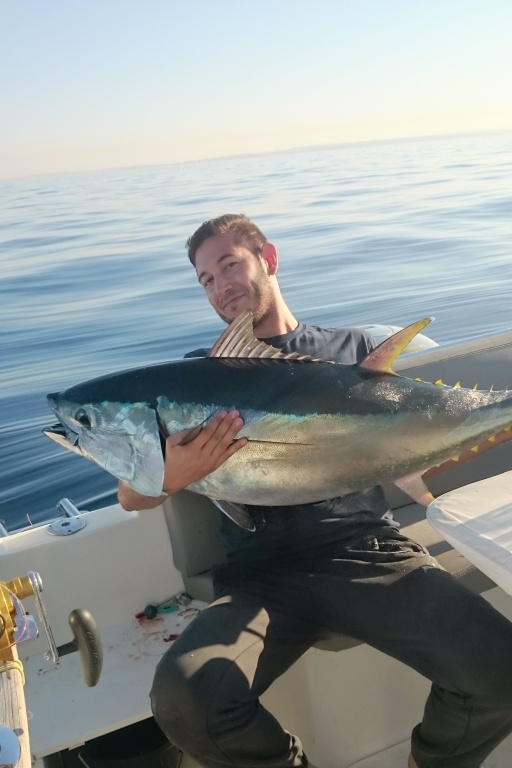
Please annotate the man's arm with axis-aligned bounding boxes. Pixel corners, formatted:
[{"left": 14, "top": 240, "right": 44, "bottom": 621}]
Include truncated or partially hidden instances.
[{"left": 118, "top": 410, "right": 246, "bottom": 511}]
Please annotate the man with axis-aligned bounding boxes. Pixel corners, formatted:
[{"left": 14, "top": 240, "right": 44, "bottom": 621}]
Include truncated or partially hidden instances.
[{"left": 119, "top": 214, "right": 512, "bottom": 768}]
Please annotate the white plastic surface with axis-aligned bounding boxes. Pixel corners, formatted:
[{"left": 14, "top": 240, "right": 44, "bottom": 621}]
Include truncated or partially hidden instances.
[
  {"left": 24, "top": 600, "right": 207, "bottom": 759},
  {"left": 427, "top": 470, "right": 512, "bottom": 595}
]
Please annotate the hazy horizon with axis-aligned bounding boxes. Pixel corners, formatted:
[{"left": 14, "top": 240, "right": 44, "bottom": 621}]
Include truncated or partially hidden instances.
[
  {"left": 2, "top": 1, "right": 511, "bottom": 180},
  {"left": 3, "top": 127, "right": 511, "bottom": 184}
]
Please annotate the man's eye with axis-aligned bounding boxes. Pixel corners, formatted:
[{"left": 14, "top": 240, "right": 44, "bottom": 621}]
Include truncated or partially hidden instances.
[{"left": 203, "top": 277, "right": 213, "bottom": 288}]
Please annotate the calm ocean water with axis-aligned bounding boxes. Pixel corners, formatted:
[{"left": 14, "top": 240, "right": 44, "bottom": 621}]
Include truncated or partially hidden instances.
[{"left": 1, "top": 131, "right": 511, "bottom": 531}]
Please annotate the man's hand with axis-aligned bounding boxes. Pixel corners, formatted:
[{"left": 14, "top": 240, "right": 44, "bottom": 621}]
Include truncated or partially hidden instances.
[
  {"left": 117, "top": 410, "right": 246, "bottom": 510},
  {"left": 162, "top": 410, "right": 246, "bottom": 494}
]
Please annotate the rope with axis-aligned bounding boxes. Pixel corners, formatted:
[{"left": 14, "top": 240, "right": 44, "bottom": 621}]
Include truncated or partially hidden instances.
[{"left": 0, "top": 659, "right": 25, "bottom": 684}]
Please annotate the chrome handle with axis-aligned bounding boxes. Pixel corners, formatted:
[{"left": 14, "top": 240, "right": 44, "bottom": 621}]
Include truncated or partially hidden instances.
[{"left": 27, "top": 572, "right": 59, "bottom": 663}]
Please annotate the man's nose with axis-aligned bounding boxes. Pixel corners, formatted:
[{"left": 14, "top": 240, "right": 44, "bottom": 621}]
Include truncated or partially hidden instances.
[{"left": 215, "top": 274, "right": 233, "bottom": 295}]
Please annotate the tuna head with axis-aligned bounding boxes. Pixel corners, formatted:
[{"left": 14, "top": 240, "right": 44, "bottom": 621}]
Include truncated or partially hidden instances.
[{"left": 44, "top": 393, "right": 164, "bottom": 496}]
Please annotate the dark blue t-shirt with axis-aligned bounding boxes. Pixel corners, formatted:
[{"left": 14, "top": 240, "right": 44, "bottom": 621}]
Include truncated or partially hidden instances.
[{"left": 186, "top": 322, "right": 393, "bottom": 564}]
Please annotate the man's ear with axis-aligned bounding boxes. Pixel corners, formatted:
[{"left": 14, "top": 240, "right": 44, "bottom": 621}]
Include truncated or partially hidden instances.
[{"left": 261, "top": 242, "right": 278, "bottom": 275}]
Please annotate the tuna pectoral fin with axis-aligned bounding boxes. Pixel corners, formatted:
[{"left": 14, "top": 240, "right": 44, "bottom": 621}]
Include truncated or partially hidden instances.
[
  {"left": 394, "top": 473, "right": 435, "bottom": 506},
  {"left": 211, "top": 499, "right": 256, "bottom": 532},
  {"left": 179, "top": 425, "right": 204, "bottom": 445}
]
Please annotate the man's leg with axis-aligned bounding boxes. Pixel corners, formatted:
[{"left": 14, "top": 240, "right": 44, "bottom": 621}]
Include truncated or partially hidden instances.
[
  {"left": 151, "top": 585, "right": 321, "bottom": 768},
  {"left": 312, "top": 533, "right": 512, "bottom": 768},
  {"left": 152, "top": 532, "right": 512, "bottom": 768},
  {"left": 404, "top": 569, "right": 512, "bottom": 768}
]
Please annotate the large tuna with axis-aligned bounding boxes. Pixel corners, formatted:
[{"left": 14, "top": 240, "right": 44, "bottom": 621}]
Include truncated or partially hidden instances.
[{"left": 44, "top": 312, "right": 512, "bottom": 528}]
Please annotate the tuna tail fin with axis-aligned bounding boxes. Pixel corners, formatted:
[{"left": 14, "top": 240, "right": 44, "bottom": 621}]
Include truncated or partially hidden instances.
[{"left": 360, "top": 317, "right": 434, "bottom": 374}]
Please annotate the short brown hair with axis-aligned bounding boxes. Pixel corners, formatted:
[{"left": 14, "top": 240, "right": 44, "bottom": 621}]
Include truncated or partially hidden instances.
[{"left": 186, "top": 214, "right": 267, "bottom": 265}]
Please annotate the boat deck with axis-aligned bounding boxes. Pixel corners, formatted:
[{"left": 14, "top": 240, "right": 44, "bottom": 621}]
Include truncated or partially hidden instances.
[{"left": 349, "top": 736, "right": 512, "bottom": 767}]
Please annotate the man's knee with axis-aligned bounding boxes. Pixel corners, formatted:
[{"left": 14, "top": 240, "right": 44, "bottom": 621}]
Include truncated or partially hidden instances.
[
  {"left": 150, "top": 641, "right": 249, "bottom": 749},
  {"left": 150, "top": 645, "right": 207, "bottom": 745},
  {"left": 481, "top": 669, "right": 512, "bottom": 711}
]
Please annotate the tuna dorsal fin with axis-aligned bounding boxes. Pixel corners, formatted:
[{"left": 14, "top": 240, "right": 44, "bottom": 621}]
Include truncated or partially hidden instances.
[
  {"left": 359, "top": 317, "right": 434, "bottom": 374},
  {"left": 208, "top": 310, "right": 322, "bottom": 362}
]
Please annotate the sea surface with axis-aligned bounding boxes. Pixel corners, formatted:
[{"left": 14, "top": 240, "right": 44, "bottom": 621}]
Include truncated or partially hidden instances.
[{"left": 1, "top": 131, "right": 511, "bottom": 531}]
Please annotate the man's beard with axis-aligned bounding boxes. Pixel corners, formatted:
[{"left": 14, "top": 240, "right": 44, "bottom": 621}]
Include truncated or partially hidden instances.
[{"left": 217, "top": 273, "right": 274, "bottom": 332}]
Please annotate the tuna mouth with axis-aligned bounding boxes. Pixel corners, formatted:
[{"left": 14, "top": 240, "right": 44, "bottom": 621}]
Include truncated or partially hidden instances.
[
  {"left": 44, "top": 393, "right": 80, "bottom": 450},
  {"left": 43, "top": 423, "right": 83, "bottom": 456},
  {"left": 43, "top": 422, "right": 70, "bottom": 438}
]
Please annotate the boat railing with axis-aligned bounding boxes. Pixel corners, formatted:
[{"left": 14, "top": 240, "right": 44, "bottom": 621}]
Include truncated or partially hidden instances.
[{"left": 0, "top": 498, "right": 88, "bottom": 538}]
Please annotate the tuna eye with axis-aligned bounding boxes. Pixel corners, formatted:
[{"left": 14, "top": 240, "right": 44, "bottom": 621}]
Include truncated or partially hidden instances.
[{"left": 75, "top": 409, "right": 92, "bottom": 429}]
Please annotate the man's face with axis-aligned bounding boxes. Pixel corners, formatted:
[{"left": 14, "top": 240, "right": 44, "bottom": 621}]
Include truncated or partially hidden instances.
[{"left": 195, "top": 233, "right": 275, "bottom": 325}]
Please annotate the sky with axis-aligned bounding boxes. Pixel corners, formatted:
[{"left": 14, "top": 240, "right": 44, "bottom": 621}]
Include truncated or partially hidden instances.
[{"left": 2, "top": 0, "right": 512, "bottom": 180}]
